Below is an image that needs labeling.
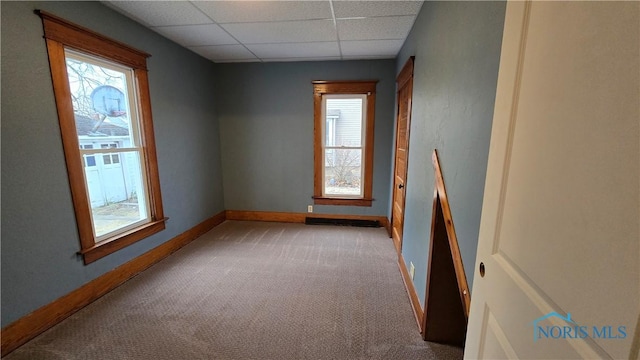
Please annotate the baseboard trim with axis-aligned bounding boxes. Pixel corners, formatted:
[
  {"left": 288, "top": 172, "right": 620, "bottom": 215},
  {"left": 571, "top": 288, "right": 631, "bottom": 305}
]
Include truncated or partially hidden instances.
[
  {"left": 226, "top": 210, "right": 305, "bottom": 223},
  {"left": 0, "top": 210, "right": 226, "bottom": 357},
  {"left": 226, "top": 210, "right": 389, "bottom": 229},
  {"left": 398, "top": 253, "right": 424, "bottom": 333}
]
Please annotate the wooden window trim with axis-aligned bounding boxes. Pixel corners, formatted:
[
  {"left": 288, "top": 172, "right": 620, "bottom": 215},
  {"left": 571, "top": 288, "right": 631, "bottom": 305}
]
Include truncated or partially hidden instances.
[
  {"left": 38, "top": 11, "right": 166, "bottom": 264},
  {"left": 312, "top": 80, "right": 377, "bottom": 206},
  {"left": 37, "top": 11, "right": 149, "bottom": 69}
]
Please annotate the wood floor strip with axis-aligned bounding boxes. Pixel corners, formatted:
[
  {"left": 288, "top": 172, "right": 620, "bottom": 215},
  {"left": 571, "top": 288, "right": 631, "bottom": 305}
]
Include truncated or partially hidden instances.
[{"left": 0, "top": 211, "right": 226, "bottom": 357}]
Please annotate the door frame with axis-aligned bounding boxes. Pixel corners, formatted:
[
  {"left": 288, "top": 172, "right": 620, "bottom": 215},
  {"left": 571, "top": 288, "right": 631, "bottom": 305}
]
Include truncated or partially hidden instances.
[{"left": 390, "top": 56, "right": 415, "bottom": 254}]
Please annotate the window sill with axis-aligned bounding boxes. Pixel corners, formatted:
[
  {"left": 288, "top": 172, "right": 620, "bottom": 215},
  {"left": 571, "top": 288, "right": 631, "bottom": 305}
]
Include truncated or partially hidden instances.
[
  {"left": 313, "top": 197, "right": 373, "bottom": 207},
  {"left": 78, "top": 218, "right": 168, "bottom": 264}
]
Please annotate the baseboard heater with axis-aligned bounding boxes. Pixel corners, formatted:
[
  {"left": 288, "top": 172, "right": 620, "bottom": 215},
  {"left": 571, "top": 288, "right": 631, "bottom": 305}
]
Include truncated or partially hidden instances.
[{"left": 305, "top": 217, "right": 380, "bottom": 227}]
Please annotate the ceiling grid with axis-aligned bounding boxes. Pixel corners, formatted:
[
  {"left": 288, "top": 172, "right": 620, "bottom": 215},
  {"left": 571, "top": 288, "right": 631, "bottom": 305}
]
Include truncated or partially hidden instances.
[{"left": 104, "top": 1, "right": 424, "bottom": 63}]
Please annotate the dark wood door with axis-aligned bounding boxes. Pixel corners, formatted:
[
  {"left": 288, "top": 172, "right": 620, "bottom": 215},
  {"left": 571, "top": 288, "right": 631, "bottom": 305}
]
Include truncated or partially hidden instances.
[{"left": 391, "top": 57, "right": 414, "bottom": 254}]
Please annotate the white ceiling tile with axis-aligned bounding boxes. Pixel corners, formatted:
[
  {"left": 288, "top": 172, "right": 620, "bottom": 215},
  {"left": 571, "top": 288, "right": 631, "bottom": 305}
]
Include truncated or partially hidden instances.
[
  {"left": 222, "top": 20, "right": 336, "bottom": 44},
  {"left": 338, "top": 16, "right": 415, "bottom": 41},
  {"left": 152, "top": 24, "right": 237, "bottom": 46},
  {"left": 340, "top": 39, "right": 404, "bottom": 57},
  {"left": 333, "top": 1, "right": 423, "bottom": 18},
  {"left": 342, "top": 56, "right": 395, "bottom": 60},
  {"left": 247, "top": 42, "right": 339, "bottom": 59},
  {"left": 262, "top": 57, "right": 342, "bottom": 62},
  {"left": 105, "top": 1, "right": 212, "bottom": 27},
  {"left": 103, "top": 1, "right": 420, "bottom": 63},
  {"left": 192, "top": 1, "right": 332, "bottom": 23},
  {"left": 215, "top": 59, "right": 262, "bottom": 63},
  {"left": 188, "top": 45, "right": 257, "bottom": 61}
]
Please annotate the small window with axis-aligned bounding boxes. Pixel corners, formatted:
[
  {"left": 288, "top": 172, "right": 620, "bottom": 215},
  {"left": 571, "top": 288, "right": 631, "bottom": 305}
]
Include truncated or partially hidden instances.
[
  {"left": 100, "top": 143, "right": 120, "bottom": 165},
  {"left": 312, "top": 81, "right": 377, "bottom": 206},
  {"left": 81, "top": 145, "right": 96, "bottom": 167},
  {"left": 84, "top": 156, "right": 96, "bottom": 167},
  {"left": 38, "top": 11, "right": 166, "bottom": 264}
]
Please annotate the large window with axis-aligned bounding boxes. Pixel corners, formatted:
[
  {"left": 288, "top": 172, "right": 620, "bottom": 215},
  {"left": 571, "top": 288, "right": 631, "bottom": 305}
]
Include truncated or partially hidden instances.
[
  {"left": 312, "top": 81, "right": 377, "bottom": 206},
  {"left": 38, "top": 11, "right": 165, "bottom": 264}
]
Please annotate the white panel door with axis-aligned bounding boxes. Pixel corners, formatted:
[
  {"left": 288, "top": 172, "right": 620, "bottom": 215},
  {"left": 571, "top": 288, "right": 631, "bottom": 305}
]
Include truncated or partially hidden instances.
[{"left": 465, "top": 2, "right": 639, "bottom": 359}]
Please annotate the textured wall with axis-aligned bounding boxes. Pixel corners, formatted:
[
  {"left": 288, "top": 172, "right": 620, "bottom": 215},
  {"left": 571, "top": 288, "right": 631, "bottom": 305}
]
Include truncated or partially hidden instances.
[
  {"left": 1, "top": 1, "right": 224, "bottom": 326},
  {"left": 215, "top": 61, "right": 396, "bottom": 216},
  {"left": 395, "top": 1, "right": 506, "bottom": 306},
  {"left": 1, "top": 0, "right": 507, "bottom": 329}
]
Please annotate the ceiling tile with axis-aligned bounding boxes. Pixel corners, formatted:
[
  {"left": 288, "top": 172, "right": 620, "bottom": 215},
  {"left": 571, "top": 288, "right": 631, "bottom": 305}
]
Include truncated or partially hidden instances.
[
  {"left": 247, "top": 42, "right": 339, "bottom": 59},
  {"left": 338, "top": 16, "right": 415, "bottom": 41},
  {"left": 103, "top": 1, "right": 420, "bottom": 63},
  {"left": 152, "top": 24, "right": 237, "bottom": 46},
  {"left": 105, "top": 1, "right": 212, "bottom": 27},
  {"left": 188, "top": 45, "right": 257, "bottom": 62},
  {"left": 333, "top": 1, "right": 423, "bottom": 18},
  {"left": 192, "top": 1, "right": 332, "bottom": 23},
  {"left": 262, "top": 57, "right": 342, "bottom": 62},
  {"left": 215, "top": 59, "right": 262, "bottom": 63},
  {"left": 340, "top": 39, "right": 404, "bottom": 57},
  {"left": 222, "top": 20, "right": 336, "bottom": 44},
  {"left": 342, "top": 56, "right": 395, "bottom": 60}
]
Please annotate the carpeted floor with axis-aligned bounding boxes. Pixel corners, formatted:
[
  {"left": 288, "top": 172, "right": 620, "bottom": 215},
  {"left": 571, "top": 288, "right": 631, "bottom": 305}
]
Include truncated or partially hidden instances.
[{"left": 6, "top": 221, "right": 463, "bottom": 360}]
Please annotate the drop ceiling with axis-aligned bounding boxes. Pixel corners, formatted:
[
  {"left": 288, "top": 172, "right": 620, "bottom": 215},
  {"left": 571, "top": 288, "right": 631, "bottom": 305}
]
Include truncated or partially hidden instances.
[{"left": 103, "top": 1, "right": 423, "bottom": 63}]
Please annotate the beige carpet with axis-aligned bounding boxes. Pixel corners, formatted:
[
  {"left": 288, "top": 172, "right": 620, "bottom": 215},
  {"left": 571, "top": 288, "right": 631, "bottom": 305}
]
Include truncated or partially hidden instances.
[{"left": 6, "top": 221, "right": 463, "bottom": 359}]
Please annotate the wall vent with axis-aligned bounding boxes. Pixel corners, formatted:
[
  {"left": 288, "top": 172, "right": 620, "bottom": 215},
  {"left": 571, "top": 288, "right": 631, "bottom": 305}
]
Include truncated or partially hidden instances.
[{"left": 305, "top": 217, "right": 380, "bottom": 227}]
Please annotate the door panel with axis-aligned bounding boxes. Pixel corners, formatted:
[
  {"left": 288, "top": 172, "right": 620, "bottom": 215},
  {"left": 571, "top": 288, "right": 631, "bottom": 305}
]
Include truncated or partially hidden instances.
[
  {"left": 479, "top": 307, "right": 517, "bottom": 360},
  {"left": 466, "top": 1, "right": 639, "bottom": 359},
  {"left": 391, "top": 57, "right": 414, "bottom": 253}
]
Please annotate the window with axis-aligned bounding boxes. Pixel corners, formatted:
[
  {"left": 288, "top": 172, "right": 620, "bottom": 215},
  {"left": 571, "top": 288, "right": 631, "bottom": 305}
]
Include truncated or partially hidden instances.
[
  {"left": 38, "top": 11, "right": 165, "bottom": 264},
  {"left": 100, "top": 143, "right": 120, "bottom": 165},
  {"left": 80, "top": 145, "right": 96, "bottom": 167},
  {"left": 312, "top": 81, "right": 377, "bottom": 206}
]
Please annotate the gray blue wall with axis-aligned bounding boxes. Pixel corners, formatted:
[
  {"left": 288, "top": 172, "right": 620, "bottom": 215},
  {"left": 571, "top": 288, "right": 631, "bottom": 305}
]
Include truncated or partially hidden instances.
[
  {"left": 215, "top": 61, "right": 396, "bottom": 216},
  {"left": 1, "top": 0, "right": 506, "bottom": 329},
  {"left": 1, "top": 1, "right": 224, "bottom": 327},
  {"left": 396, "top": 1, "right": 506, "bottom": 306}
]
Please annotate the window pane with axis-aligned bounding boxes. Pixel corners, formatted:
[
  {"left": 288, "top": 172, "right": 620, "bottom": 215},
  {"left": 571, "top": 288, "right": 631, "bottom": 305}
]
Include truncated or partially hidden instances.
[
  {"left": 66, "top": 55, "right": 134, "bottom": 147},
  {"left": 325, "top": 98, "right": 362, "bottom": 147},
  {"left": 84, "top": 155, "right": 96, "bottom": 167},
  {"left": 324, "top": 148, "right": 362, "bottom": 196},
  {"left": 66, "top": 52, "right": 151, "bottom": 240},
  {"left": 81, "top": 145, "right": 96, "bottom": 167},
  {"left": 87, "top": 151, "right": 149, "bottom": 238}
]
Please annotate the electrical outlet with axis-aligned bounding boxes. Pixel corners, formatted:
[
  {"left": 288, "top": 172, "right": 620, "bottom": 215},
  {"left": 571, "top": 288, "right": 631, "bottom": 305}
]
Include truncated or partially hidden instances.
[
  {"left": 409, "top": 262, "right": 415, "bottom": 280},
  {"left": 307, "top": 205, "right": 313, "bottom": 213}
]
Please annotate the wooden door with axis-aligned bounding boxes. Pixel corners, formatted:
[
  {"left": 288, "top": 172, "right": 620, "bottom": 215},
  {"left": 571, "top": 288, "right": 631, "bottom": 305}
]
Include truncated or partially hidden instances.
[
  {"left": 465, "top": 2, "right": 639, "bottom": 359},
  {"left": 391, "top": 57, "right": 414, "bottom": 254}
]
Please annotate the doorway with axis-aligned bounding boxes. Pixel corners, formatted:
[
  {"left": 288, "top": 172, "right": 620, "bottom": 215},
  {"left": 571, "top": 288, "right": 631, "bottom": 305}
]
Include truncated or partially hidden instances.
[{"left": 391, "top": 57, "right": 414, "bottom": 254}]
